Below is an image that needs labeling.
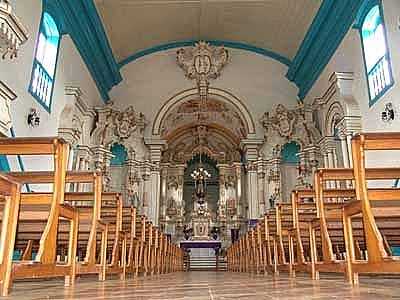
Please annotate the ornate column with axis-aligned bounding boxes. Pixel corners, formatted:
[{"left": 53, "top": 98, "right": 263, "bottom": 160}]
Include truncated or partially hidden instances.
[
  {"left": 141, "top": 162, "right": 151, "bottom": 217},
  {"left": 159, "top": 164, "right": 169, "bottom": 226},
  {"left": 241, "top": 138, "right": 263, "bottom": 220},
  {"left": 92, "top": 145, "right": 114, "bottom": 192},
  {"left": 257, "top": 159, "right": 266, "bottom": 215},
  {"left": 233, "top": 162, "right": 242, "bottom": 217},
  {"left": 217, "top": 164, "right": 229, "bottom": 224},
  {"left": 304, "top": 145, "right": 321, "bottom": 188},
  {"left": 150, "top": 164, "right": 161, "bottom": 225},
  {"left": 267, "top": 157, "right": 281, "bottom": 209},
  {"left": 145, "top": 138, "right": 166, "bottom": 225},
  {"left": 0, "top": 81, "right": 15, "bottom": 137}
]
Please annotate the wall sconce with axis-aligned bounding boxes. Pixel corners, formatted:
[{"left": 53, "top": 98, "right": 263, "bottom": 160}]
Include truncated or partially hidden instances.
[
  {"left": 382, "top": 102, "right": 395, "bottom": 123},
  {"left": 27, "top": 108, "right": 40, "bottom": 128}
]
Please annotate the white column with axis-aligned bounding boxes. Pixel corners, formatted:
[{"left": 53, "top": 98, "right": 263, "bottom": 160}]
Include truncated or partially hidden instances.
[
  {"left": 160, "top": 166, "right": 168, "bottom": 225},
  {"left": 144, "top": 139, "right": 166, "bottom": 226},
  {"left": 234, "top": 162, "right": 242, "bottom": 217},
  {"left": 142, "top": 166, "right": 151, "bottom": 217},
  {"left": 247, "top": 162, "right": 259, "bottom": 220},
  {"left": 346, "top": 134, "right": 354, "bottom": 168},
  {"left": 150, "top": 166, "right": 161, "bottom": 225},
  {"left": 340, "top": 136, "right": 350, "bottom": 168},
  {"left": 258, "top": 171, "right": 265, "bottom": 215}
]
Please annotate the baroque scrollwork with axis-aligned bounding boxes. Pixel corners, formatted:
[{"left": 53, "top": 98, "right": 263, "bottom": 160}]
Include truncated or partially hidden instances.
[
  {"left": 260, "top": 104, "right": 296, "bottom": 139},
  {"left": 96, "top": 104, "right": 146, "bottom": 145},
  {"left": 260, "top": 103, "right": 321, "bottom": 157},
  {"left": 177, "top": 41, "right": 229, "bottom": 101}
]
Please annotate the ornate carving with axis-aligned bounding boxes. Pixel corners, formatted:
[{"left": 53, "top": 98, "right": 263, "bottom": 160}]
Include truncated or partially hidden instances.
[
  {"left": 95, "top": 104, "right": 146, "bottom": 146},
  {"left": 166, "top": 197, "right": 177, "bottom": 217},
  {"left": 0, "top": 0, "right": 28, "bottom": 60},
  {"left": 260, "top": 104, "right": 296, "bottom": 139},
  {"left": 114, "top": 106, "right": 141, "bottom": 139},
  {"left": 0, "top": 80, "right": 15, "bottom": 137},
  {"left": 177, "top": 41, "right": 229, "bottom": 101},
  {"left": 260, "top": 104, "right": 321, "bottom": 159}
]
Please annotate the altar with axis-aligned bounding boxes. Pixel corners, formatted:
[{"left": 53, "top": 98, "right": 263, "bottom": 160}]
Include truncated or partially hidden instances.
[{"left": 180, "top": 240, "right": 221, "bottom": 250}]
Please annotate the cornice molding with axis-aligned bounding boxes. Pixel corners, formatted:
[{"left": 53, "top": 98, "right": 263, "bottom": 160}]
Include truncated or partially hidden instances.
[
  {"left": 44, "top": 0, "right": 122, "bottom": 102},
  {"left": 118, "top": 40, "right": 292, "bottom": 68},
  {"left": 286, "top": 0, "right": 365, "bottom": 100}
]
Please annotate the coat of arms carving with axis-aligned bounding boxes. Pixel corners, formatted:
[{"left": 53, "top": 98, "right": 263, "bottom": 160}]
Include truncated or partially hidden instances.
[
  {"left": 177, "top": 41, "right": 229, "bottom": 101},
  {"left": 260, "top": 104, "right": 296, "bottom": 138}
]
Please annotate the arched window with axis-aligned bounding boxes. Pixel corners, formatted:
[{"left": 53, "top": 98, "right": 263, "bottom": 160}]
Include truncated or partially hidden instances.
[
  {"left": 360, "top": 3, "right": 393, "bottom": 106},
  {"left": 29, "top": 12, "right": 60, "bottom": 112},
  {"left": 281, "top": 142, "right": 300, "bottom": 164},
  {"left": 110, "top": 143, "right": 128, "bottom": 166}
]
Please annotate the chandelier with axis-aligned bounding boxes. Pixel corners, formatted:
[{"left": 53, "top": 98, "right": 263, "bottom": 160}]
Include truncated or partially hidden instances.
[{"left": 190, "top": 153, "right": 211, "bottom": 202}]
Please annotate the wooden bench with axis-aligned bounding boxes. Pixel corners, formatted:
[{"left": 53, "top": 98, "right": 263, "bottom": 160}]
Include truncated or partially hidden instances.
[
  {"left": 0, "top": 137, "right": 78, "bottom": 296},
  {"left": 0, "top": 174, "right": 22, "bottom": 296},
  {"left": 343, "top": 133, "right": 400, "bottom": 284}
]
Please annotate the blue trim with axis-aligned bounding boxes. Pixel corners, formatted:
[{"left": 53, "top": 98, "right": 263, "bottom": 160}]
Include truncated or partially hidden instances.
[
  {"left": 286, "top": 0, "right": 365, "bottom": 100},
  {"left": 42, "top": 0, "right": 122, "bottom": 102},
  {"left": 118, "top": 40, "right": 292, "bottom": 68},
  {"left": 354, "top": 0, "right": 380, "bottom": 29},
  {"left": 10, "top": 128, "right": 31, "bottom": 192},
  {"left": 0, "top": 155, "right": 10, "bottom": 171},
  {"left": 356, "top": 0, "right": 394, "bottom": 107}
]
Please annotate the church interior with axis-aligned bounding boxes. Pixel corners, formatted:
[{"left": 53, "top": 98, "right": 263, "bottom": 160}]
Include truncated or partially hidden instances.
[{"left": 1, "top": 0, "right": 400, "bottom": 299}]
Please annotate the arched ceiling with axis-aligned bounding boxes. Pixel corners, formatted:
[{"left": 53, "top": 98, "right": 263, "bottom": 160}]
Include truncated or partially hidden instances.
[{"left": 94, "top": 0, "right": 322, "bottom": 64}]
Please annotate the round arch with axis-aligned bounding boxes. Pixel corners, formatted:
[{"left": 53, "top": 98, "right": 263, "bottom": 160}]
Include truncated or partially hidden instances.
[
  {"left": 325, "top": 101, "right": 345, "bottom": 136},
  {"left": 152, "top": 87, "right": 256, "bottom": 136}
]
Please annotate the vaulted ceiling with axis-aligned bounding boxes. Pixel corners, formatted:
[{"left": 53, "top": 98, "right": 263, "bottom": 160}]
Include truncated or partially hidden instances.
[{"left": 94, "top": 0, "right": 322, "bottom": 63}]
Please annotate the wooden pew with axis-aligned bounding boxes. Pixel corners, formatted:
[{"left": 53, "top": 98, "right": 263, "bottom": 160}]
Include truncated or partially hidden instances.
[
  {"left": 312, "top": 169, "right": 358, "bottom": 279},
  {"left": 98, "top": 192, "right": 127, "bottom": 280},
  {"left": 290, "top": 190, "right": 317, "bottom": 277},
  {"left": 0, "top": 174, "right": 22, "bottom": 296},
  {"left": 343, "top": 133, "right": 400, "bottom": 284},
  {"left": 0, "top": 137, "right": 78, "bottom": 295},
  {"left": 9, "top": 171, "right": 128, "bottom": 281}
]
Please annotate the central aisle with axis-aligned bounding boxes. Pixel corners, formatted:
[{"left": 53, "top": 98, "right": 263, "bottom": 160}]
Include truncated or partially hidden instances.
[{"left": 9, "top": 272, "right": 400, "bottom": 299}]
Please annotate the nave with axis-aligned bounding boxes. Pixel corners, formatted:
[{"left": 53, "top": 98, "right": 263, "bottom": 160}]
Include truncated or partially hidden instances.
[{"left": 6, "top": 271, "right": 400, "bottom": 300}]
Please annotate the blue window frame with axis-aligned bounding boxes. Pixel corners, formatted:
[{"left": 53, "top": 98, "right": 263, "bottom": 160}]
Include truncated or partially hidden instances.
[
  {"left": 359, "top": 3, "right": 393, "bottom": 106},
  {"left": 28, "top": 12, "right": 60, "bottom": 112}
]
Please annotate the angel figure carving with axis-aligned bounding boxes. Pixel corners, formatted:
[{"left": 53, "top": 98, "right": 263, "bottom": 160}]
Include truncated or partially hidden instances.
[{"left": 115, "top": 106, "right": 137, "bottom": 139}]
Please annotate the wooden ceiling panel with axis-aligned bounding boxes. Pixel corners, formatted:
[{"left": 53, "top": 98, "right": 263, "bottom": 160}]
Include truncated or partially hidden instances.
[{"left": 95, "top": 0, "right": 322, "bottom": 63}]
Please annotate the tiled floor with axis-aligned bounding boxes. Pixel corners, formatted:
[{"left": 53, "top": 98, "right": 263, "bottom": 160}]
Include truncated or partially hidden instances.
[{"left": 7, "top": 272, "right": 400, "bottom": 299}]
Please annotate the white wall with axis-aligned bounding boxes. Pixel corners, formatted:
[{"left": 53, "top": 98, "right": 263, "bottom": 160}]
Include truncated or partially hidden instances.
[
  {"left": 110, "top": 49, "right": 299, "bottom": 138},
  {"left": 0, "top": 0, "right": 103, "bottom": 172},
  {"left": 305, "top": 0, "right": 400, "bottom": 133},
  {"left": 304, "top": 0, "right": 400, "bottom": 180}
]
